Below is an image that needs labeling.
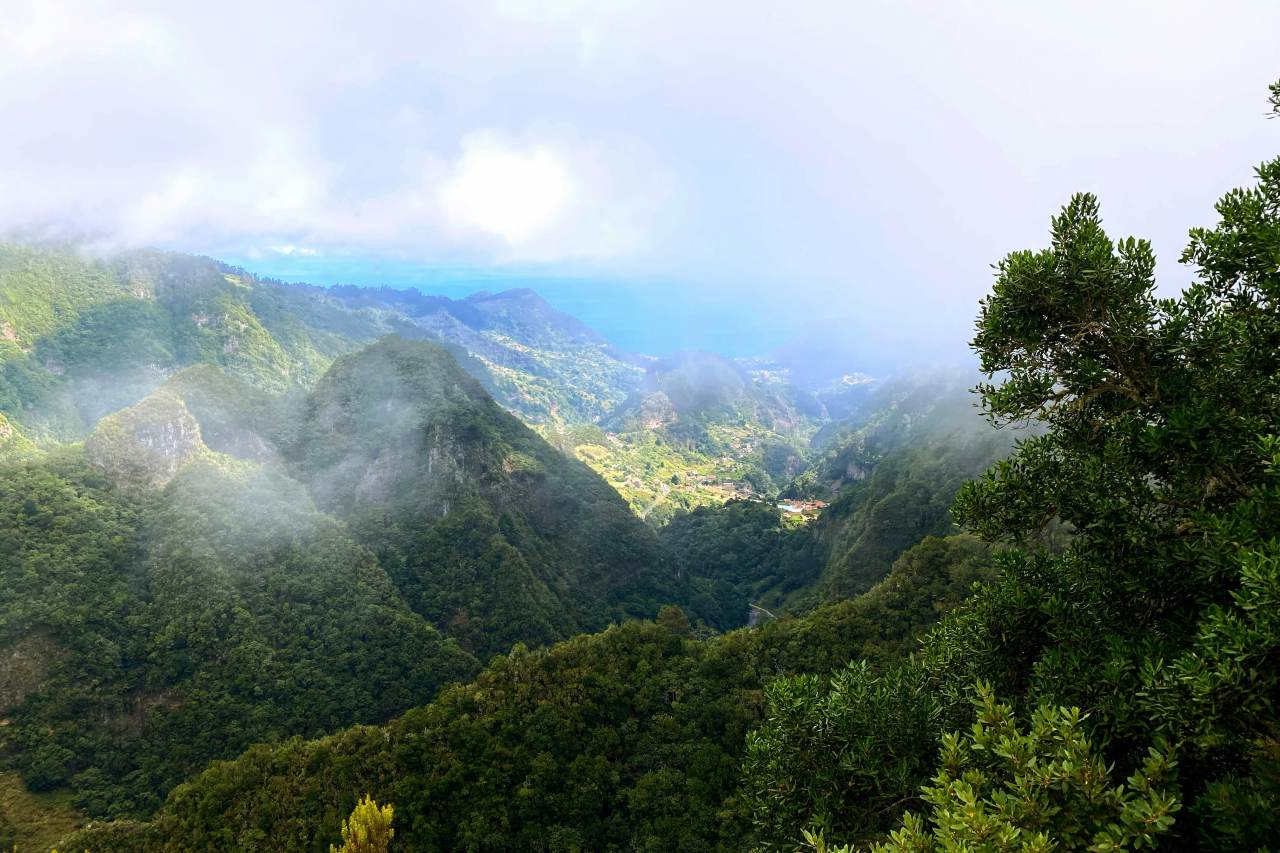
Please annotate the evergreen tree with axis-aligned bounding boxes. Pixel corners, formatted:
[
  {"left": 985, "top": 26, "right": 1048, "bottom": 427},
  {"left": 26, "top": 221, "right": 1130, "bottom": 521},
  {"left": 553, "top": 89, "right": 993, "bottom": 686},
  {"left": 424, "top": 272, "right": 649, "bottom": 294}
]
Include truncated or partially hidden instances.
[{"left": 871, "top": 684, "right": 1178, "bottom": 852}]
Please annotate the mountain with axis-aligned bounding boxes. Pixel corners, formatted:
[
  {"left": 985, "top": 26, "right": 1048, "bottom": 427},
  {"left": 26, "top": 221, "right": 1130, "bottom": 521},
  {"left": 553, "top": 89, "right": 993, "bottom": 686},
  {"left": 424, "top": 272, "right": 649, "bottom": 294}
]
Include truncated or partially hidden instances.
[
  {"left": 7, "top": 79, "right": 1279, "bottom": 853},
  {"left": 0, "top": 243, "right": 640, "bottom": 446},
  {"left": 0, "top": 447, "right": 479, "bottom": 820},
  {"left": 794, "top": 370, "right": 987, "bottom": 495},
  {"left": 644, "top": 371, "right": 1018, "bottom": 620},
  {"left": 321, "top": 283, "right": 643, "bottom": 424},
  {"left": 284, "top": 336, "right": 681, "bottom": 657},
  {"left": 782, "top": 371, "right": 1020, "bottom": 601},
  {"left": 0, "top": 239, "right": 1004, "bottom": 846},
  {"left": 0, "top": 332, "right": 680, "bottom": 825},
  {"left": 0, "top": 238, "right": 1024, "bottom": 848},
  {"left": 0, "top": 242, "right": 851, "bottom": 528},
  {"left": 0, "top": 244, "right": 385, "bottom": 443}
]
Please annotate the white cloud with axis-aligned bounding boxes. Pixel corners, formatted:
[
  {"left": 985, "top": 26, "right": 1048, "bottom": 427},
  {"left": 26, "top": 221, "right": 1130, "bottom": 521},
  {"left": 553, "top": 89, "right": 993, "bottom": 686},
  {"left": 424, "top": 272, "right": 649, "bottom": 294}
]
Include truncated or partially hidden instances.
[
  {"left": 0, "top": 0, "right": 668, "bottom": 264},
  {"left": 437, "top": 135, "right": 576, "bottom": 246},
  {"left": 270, "top": 244, "right": 319, "bottom": 257}
]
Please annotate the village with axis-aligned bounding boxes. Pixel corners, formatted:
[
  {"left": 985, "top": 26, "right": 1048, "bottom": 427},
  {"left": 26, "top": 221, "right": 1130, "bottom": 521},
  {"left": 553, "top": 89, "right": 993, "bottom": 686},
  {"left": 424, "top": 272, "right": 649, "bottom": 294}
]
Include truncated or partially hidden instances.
[
  {"left": 774, "top": 498, "right": 828, "bottom": 517},
  {"left": 672, "top": 469, "right": 828, "bottom": 517}
]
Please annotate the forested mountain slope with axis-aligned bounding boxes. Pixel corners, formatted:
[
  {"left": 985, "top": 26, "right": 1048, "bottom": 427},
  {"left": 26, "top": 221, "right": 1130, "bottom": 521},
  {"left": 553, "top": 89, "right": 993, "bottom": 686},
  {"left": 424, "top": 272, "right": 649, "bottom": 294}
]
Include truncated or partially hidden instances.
[
  {"left": 324, "top": 285, "right": 644, "bottom": 424},
  {"left": 69, "top": 533, "right": 997, "bottom": 852},
  {"left": 0, "top": 450, "right": 477, "bottom": 820},
  {"left": 0, "top": 246, "right": 379, "bottom": 442},
  {"left": 14, "top": 85, "right": 1276, "bottom": 853},
  {"left": 762, "top": 372, "right": 1023, "bottom": 602},
  {"left": 807, "top": 422, "right": 1014, "bottom": 601},
  {"left": 649, "top": 372, "right": 1017, "bottom": 619},
  {"left": 284, "top": 337, "right": 681, "bottom": 657},
  {"left": 658, "top": 499, "right": 823, "bottom": 625},
  {"left": 0, "top": 413, "right": 34, "bottom": 460},
  {"left": 0, "top": 336, "right": 681, "bottom": 831}
]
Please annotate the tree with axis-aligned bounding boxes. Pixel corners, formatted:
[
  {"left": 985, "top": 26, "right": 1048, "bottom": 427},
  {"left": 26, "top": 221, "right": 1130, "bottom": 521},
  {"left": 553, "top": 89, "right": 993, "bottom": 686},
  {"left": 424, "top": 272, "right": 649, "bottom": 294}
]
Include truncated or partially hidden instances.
[
  {"left": 656, "top": 603, "right": 693, "bottom": 636},
  {"left": 751, "top": 80, "right": 1280, "bottom": 850},
  {"left": 330, "top": 796, "right": 394, "bottom": 853},
  {"left": 743, "top": 661, "right": 938, "bottom": 846},
  {"left": 948, "top": 80, "right": 1280, "bottom": 845},
  {"left": 870, "top": 684, "right": 1178, "bottom": 852}
]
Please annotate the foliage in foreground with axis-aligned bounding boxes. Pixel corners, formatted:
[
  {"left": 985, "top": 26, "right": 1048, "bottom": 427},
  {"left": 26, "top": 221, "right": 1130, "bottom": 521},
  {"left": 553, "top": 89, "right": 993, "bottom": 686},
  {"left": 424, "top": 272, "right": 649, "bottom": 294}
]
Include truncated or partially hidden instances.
[
  {"left": 873, "top": 685, "right": 1178, "bottom": 852},
  {"left": 745, "top": 82, "right": 1280, "bottom": 850},
  {"left": 801, "top": 686, "right": 1178, "bottom": 852}
]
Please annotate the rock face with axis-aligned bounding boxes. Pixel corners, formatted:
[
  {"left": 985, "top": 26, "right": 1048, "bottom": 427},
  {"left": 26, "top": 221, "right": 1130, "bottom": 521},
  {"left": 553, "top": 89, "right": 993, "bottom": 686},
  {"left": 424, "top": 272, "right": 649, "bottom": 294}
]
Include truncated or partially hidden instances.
[
  {"left": 0, "top": 633, "right": 65, "bottom": 713},
  {"left": 162, "top": 365, "right": 279, "bottom": 463},
  {"left": 291, "top": 337, "right": 485, "bottom": 517},
  {"left": 85, "top": 391, "right": 206, "bottom": 487},
  {"left": 634, "top": 391, "right": 678, "bottom": 429}
]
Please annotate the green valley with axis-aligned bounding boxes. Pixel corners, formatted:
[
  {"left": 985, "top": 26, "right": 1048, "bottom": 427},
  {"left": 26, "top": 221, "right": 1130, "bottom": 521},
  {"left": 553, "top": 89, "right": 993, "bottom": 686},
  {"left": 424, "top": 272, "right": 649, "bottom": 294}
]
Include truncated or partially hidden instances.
[{"left": 0, "top": 61, "right": 1275, "bottom": 853}]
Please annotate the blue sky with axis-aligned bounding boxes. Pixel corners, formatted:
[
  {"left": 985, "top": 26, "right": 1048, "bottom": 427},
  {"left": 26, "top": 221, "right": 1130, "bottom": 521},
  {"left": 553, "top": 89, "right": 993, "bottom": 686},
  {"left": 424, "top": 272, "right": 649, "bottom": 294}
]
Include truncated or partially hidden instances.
[{"left": 3, "top": 1, "right": 1279, "bottom": 358}]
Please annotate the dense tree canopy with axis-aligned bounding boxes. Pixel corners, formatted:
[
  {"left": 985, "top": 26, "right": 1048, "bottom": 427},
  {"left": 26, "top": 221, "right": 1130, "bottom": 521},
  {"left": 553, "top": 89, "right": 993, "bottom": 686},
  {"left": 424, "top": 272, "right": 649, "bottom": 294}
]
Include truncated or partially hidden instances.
[
  {"left": 56, "top": 531, "right": 993, "bottom": 852},
  {"left": 0, "top": 452, "right": 477, "bottom": 820}
]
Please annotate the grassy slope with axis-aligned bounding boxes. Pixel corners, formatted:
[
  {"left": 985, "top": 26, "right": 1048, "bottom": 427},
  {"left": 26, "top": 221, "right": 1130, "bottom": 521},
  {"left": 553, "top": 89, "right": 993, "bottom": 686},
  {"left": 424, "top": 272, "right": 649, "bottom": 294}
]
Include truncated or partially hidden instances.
[{"left": 0, "top": 770, "right": 83, "bottom": 851}]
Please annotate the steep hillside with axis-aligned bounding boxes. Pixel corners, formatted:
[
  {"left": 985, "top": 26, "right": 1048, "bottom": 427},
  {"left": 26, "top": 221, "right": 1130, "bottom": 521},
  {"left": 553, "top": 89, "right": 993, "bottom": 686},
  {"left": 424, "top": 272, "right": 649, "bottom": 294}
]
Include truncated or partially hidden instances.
[
  {"left": 788, "top": 371, "right": 987, "bottom": 499},
  {"left": 0, "top": 243, "right": 139, "bottom": 356},
  {"left": 0, "top": 337, "right": 680, "bottom": 829},
  {"left": 807, "top": 425, "right": 1013, "bottom": 601},
  {"left": 652, "top": 426, "right": 1010, "bottom": 620},
  {"left": 0, "top": 242, "right": 853, "bottom": 528},
  {"left": 83, "top": 391, "right": 210, "bottom": 488},
  {"left": 781, "top": 372, "right": 1020, "bottom": 602},
  {"left": 0, "top": 413, "right": 34, "bottom": 460},
  {"left": 0, "top": 449, "right": 477, "bottom": 823},
  {"left": 325, "top": 285, "right": 644, "bottom": 424},
  {"left": 0, "top": 244, "right": 386, "bottom": 442},
  {"left": 659, "top": 499, "right": 823, "bottom": 625},
  {"left": 286, "top": 337, "right": 682, "bottom": 657}
]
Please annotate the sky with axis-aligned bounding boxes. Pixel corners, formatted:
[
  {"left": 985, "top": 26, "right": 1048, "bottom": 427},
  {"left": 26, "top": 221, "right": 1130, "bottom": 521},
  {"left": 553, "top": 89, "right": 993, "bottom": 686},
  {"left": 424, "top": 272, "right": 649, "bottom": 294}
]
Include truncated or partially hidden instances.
[{"left": 2, "top": 0, "right": 1278, "bottom": 358}]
